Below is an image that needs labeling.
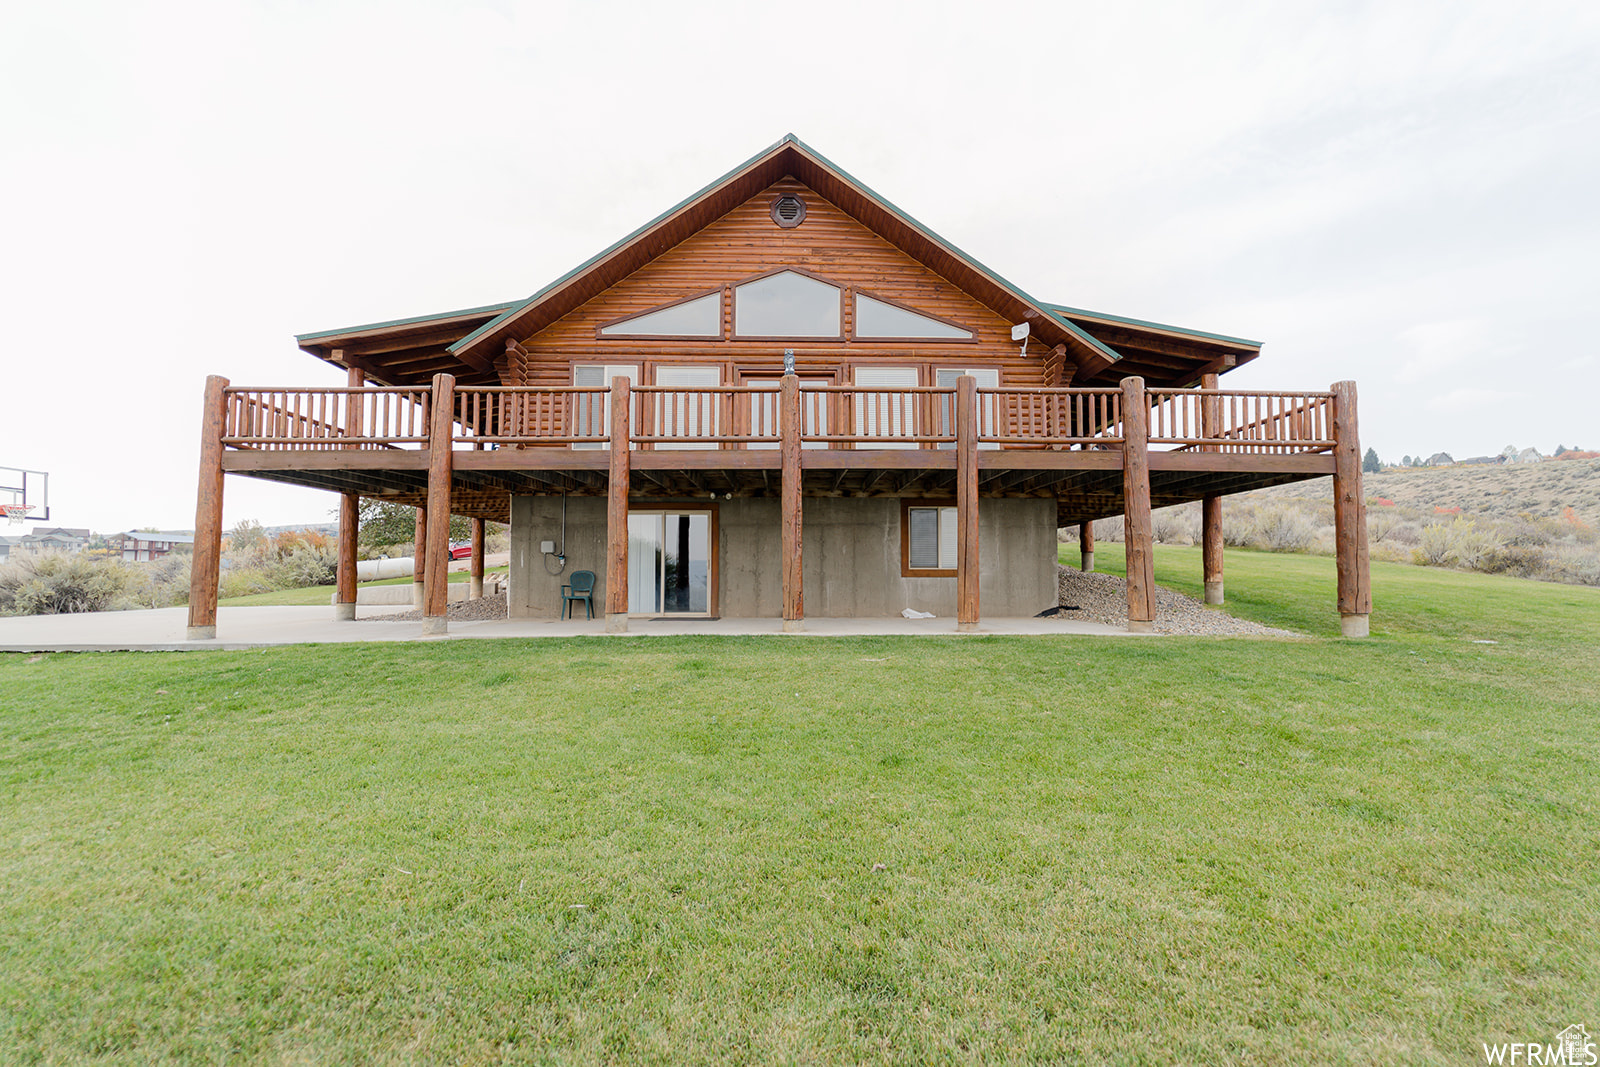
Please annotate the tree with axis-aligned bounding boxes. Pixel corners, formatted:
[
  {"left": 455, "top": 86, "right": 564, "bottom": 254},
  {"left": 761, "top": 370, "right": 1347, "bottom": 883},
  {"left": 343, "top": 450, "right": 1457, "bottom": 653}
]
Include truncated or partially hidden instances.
[
  {"left": 1402, "top": 455, "right": 1412, "bottom": 467},
  {"left": 1362, "top": 447, "right": 1381, "bottom": 473},
  {"left": 355, "top": 500, "right": 472, "bottom": 550}
]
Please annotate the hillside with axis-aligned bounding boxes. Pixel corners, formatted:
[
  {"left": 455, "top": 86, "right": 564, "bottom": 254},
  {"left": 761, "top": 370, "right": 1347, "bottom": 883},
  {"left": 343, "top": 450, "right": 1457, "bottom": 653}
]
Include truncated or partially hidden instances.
[{"left": 1244, "top": 456, "right": 1600, "bottom": 526}]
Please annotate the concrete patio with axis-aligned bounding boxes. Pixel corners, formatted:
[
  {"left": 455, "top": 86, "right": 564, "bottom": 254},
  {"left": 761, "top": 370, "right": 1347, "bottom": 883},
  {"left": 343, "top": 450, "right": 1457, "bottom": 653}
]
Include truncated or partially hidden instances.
[{"left": 0, "top": 605, "right": 1135, "bottom": 652}]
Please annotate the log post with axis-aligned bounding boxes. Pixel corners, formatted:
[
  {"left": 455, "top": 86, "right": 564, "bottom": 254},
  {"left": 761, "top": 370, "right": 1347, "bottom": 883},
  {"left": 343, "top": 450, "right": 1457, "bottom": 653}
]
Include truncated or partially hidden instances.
[
  {"left": 1331, "top": 380, "right": 1371, "bottom": 636},
  {"left": 956, "top": 374, "right": 980, "bottom": 632},
  {"left": 186, "top": 374, "right": 229, "bottom": 640},
  {"left": 780, "top": 373, "right": 804, "bottom": 632},
  {"left": 412, "top": 504, "right": 427, "bottom": 609},
  {"left": 1121, "top": 376, "right": 1155, "bottom": 632},
  {"left": 422, "top": 372, "right": 455, "bottom": 636},
  {"left": 1079, "top": 521, "right": 1094, "bottom": 573},
  {"left": 470, "top": 517, "right": 485, "bottom": 600},
  {"left": 334, "top": 364, "right": 363, "bottom": 620},
  {"left": 1200, "top": 372, "right": 1224, "bottom": 605},
  {"left": 605, "top": 376, "right": 631, "bottom": 633}
]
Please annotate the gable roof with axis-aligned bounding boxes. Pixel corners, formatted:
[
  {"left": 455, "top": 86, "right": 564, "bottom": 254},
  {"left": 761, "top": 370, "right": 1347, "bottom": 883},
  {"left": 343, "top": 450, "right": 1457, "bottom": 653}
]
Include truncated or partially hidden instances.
[
  {"left": 296, "top": 301, "right": 520, "bottom": 386},
  {"left": 294, "top": 136, "right": 1265, "bottom": 388},
  {"left": 447, "top": 134, "right": 1125, "bottom": 381}
]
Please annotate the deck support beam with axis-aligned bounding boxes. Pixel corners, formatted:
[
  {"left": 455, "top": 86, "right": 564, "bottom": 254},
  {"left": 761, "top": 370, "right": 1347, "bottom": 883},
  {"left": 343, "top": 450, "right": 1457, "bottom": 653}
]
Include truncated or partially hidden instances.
[
  {"left": 334, "top": 365, "right": 363, "bottom": 621},
  {"left": 412, "top": 504, "right": 427, "bottom": 609},
  {"left": 470, "top": 517, "right": 485, "bottom": 599},
  {"left": 780, "top": 374, "right": 804, "bottom": 632},
  {"left": 1331, "top": 380, "right": 1371, "bottom": 636},
  {"left": 1079, "top": 521, "right": 1094, "bottom": 573},
  {"left": 605, "top": 376, "right": 630, "bottom": 633},
  {"left": 422, "top": 372, "right": 455, "bottom": 636},
  {"left": 335, "top": 493, "right": 359, "bottom": 620},
  {"left": 1200, "top": 372, "right": 1224, "bottom": 605},
  {"left": 185, "top": 374, "right": 229, "bottom": 640},
  {"left": 1121, "top": 376, "right": 1155, "bottom": 632},
  {"left": 956, "top": 374, "right": 980, "bottom": 632}
]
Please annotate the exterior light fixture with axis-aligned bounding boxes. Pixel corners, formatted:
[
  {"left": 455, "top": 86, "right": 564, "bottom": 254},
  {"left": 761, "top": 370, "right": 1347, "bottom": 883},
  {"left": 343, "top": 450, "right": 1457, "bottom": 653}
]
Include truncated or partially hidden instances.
[{"left": 1011, "top": 322, "right": 1030, "bottom": 359}]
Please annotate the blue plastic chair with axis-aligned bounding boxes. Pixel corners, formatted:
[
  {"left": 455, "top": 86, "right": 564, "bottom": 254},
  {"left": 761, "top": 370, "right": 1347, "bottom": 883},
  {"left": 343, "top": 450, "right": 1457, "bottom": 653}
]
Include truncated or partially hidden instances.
[{"left": 561, "top": 570, "right": 596, "bottom": 620}]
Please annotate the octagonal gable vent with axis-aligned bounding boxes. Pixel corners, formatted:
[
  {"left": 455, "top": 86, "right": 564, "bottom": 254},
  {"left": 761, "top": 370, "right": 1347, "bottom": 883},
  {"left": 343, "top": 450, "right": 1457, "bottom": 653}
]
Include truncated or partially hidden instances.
[{"left": 771, "top": 195, "right": 806, "bottom": 228}]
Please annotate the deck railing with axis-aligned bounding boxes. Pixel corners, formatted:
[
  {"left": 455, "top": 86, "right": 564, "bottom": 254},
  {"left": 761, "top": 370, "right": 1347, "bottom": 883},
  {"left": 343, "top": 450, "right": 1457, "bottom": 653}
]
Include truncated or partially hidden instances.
[
  {"left": 220, "top": 382, "right": 1338, "bottom": 454},
  {"left": 221, "top": 387, "right": 430, "bottom": 449},
  {"left": 453, "top": 386, "right": 609, "bottom": 446},
  {"left": 1147, "top": 389, "right": 1335, "bottom": 453}
]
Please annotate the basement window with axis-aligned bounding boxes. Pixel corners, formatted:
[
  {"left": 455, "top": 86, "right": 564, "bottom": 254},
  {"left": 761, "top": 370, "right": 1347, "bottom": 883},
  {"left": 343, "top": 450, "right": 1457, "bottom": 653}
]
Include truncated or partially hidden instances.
[{"left": 902, "top": 502, "right": 958, "bottom": 576}]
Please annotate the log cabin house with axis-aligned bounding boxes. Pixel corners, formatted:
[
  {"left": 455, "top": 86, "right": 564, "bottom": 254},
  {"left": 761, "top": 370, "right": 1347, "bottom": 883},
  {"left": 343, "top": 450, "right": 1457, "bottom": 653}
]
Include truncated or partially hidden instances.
[{"left": 186, "top": 135, "right": 1371, "bottom": 638}]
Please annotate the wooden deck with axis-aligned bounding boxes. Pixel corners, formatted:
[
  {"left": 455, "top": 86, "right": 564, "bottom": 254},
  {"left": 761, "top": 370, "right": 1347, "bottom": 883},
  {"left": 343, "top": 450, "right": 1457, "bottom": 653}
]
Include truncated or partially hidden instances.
[
  {"left": 188, "top": 373, "right": 1371, "bottom": 638},
  {"left": 209, "top": 378, "right": 1340, "bottom": 524}
]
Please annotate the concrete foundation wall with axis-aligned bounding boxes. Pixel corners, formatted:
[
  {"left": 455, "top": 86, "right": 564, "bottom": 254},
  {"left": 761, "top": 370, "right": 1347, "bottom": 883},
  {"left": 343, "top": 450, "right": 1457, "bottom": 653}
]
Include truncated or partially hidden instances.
[{"left": 508, "top": 495, "right": 1057, "bottom": 620}]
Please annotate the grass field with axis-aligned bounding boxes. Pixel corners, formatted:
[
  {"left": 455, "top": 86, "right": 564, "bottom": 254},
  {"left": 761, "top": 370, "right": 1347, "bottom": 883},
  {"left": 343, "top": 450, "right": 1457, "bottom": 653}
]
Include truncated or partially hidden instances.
[{"left": 3, "top": 551, "right": 1597, "bottom": 1063}]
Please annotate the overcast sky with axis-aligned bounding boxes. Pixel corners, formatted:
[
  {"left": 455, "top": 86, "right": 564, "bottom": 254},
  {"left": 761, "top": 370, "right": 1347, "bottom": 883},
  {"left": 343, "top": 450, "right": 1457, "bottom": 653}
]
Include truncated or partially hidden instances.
[{"left": 3, "top": 0, "right": 1597, "bottom": 533}]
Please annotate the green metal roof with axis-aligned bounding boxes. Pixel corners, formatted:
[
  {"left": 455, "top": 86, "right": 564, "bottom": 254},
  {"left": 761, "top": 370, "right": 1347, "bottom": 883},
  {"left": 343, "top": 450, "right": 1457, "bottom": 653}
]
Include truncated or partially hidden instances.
[
  {"left": 296, "top": 300, "right": 522, "bottom": 345},
  {"left": 1042, "top": 302, "right": 1262, "bottom": 348}
]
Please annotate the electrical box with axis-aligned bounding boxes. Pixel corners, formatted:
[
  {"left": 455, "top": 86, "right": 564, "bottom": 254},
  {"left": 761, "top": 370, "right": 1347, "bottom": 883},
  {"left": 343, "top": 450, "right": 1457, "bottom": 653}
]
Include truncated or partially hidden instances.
[{"left": 540, "top": 540, "right": 556, "bottom": 554}]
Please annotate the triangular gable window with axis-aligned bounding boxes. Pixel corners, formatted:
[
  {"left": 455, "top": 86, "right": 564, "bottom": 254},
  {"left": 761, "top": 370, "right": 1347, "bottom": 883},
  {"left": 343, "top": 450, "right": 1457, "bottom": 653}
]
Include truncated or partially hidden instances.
[
  {"left": 734, "top": 270, "right": 841, "bottom": 338},
  {"left": 598, "top": 291, "right": 722, "bottom": 338},
  {"left": 854, "top": 293, "right": 973, "bottom": 339}
]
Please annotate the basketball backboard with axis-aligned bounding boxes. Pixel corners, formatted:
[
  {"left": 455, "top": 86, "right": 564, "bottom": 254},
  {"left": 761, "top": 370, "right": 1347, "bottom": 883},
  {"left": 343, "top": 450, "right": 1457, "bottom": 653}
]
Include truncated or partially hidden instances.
[{"left": 0, "top": 467, "right": 49, "bottom": 524}]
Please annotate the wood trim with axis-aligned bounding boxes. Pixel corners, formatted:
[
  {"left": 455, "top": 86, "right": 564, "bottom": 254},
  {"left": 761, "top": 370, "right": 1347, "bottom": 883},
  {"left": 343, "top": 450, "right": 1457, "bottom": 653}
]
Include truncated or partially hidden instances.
[{"left": 899, "top": 498, "right": 958, "bottom": 578}]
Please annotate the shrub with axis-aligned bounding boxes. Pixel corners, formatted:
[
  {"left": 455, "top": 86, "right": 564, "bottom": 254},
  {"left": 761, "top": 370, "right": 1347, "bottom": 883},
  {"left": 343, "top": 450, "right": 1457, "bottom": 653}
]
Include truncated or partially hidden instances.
[
  {"left": 269, "top": 543, "right": 337, "bottom": 588},
  {"left": 1255, "top": 507, "right": 1319, "bottom": 553},
  {"left": 0, "top": 555, "right": 146, "bottom": 616},
  {"left": 219, "top": 568, "right": 279, "bottom": 600}
]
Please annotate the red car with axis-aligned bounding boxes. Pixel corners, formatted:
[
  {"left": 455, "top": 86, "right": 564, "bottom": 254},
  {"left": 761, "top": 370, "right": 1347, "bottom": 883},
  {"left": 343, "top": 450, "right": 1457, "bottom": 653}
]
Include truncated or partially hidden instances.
[{"left": 448, "top": 541, "right": 473, "bottom": 560}]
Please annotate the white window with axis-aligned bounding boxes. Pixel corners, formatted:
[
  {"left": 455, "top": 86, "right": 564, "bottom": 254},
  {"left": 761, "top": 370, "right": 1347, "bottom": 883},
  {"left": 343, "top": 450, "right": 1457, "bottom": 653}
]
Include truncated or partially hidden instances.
[
  {"left": 855, "top": 294, "right": 972, "bottom": 339},
  {"left": 652, "top": 365, "right": 720, "bottom": 450},
  {"left": 853, "top": 366, "right": 920, "bottom": 449},
  {"left": 572, "top": 364, "right": 638, "bottom": 449},
  {"left": 936, "top": 368, "right": 1000, "bottom": 450},
  {"left": 734, "top": 271, "right": 841, "bottom": 337},
  {"left": 906, "top": 506, "right": 958, "bottom": 572},
  {"left": 598, "top": 292, "right": 722, "bottom": 338}
]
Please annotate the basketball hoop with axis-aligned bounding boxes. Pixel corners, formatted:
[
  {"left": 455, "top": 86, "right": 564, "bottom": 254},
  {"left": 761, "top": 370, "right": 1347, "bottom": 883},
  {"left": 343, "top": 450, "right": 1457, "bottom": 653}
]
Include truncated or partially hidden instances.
[{"left": 3, "top": 503, "right": 33, "bottom": 527}]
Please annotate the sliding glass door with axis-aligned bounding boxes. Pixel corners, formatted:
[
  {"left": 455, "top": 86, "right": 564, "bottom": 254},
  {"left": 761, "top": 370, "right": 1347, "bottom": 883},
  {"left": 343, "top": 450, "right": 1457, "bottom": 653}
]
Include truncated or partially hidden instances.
[{"left": 627, "top": 511, "right": 712, "bottom": 614}]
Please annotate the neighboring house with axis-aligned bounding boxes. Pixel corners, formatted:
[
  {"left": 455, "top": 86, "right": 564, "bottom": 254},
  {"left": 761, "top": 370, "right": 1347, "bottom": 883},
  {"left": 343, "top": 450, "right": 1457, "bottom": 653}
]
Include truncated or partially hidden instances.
[
  {"left": 112, "top": 531, "right": 194, "bottom": 562},
  {"left": 1426, "top": 452, "right": 1455, "bottom": 467},
  {"left": 185, "top": 135, "right": 1372, "bottom": 638},
  {"left": 21, "top": 527, "right": 91, "bottom": 555},
  {"left": 0, "top": 527, "right": 91, "bottom": 559}
]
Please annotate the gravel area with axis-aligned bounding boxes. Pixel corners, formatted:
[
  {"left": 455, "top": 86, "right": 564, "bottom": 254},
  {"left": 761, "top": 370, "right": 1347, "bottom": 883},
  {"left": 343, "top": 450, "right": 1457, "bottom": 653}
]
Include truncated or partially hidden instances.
[
  {"left": 1055, "top": 565, "right": 1299, "bottom": 637},
  {"left": 360, "top": 592, "right": 509, "bottom": 623}
]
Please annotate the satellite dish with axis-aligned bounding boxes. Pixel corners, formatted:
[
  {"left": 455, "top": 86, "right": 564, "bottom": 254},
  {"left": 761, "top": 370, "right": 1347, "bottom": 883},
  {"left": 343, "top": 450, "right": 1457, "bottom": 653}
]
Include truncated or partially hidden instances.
[{"left": 1011, "top": 323, "right": 1031, "bottom": 342}]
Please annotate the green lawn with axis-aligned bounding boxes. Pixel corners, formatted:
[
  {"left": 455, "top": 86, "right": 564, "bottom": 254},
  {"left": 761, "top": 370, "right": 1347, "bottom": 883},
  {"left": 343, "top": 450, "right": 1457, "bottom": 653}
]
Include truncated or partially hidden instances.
[
  {"left": 219, "top": 566, "right": 507, "bottom": 607},
  {"left": 3, "top": 553, "right": 1597, "bottom": 1064}
]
